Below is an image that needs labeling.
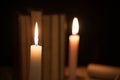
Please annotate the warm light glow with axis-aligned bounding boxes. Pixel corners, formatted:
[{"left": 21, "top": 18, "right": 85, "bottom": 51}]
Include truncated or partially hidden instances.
[
  {"left": 34, "top": 22, "right": 39, "bottom": 45},
  {"left": 72, "top": 17, "right": 79, "bottom": 35}
]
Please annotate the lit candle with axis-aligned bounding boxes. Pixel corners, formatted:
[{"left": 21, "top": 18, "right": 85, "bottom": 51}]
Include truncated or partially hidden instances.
[
  {"left": 29, "top": 22, "right": 42, "bottom": 80},
  {"left": 68, "top": 17, "right": 80, "bottom": 80}
]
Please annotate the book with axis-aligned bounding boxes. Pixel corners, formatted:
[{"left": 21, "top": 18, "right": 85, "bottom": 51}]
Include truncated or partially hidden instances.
[
  {"left": 42, "top": 13, "right": 67, "bottom": 80},
  {"left": 25, "top": 15, "right": 32, "bottom": 80},
  {"left": 47, "top": 14, "right": 67, "bottom": 80},
  {"left": 18, "top": 13, "right": 32, "bottom": 80},
  {"left": 51, "top": 14, "right": 59, "bottom": 80},
  {"left": 59, "top": 14, "right": 67, "bottom": 80},
  {"left": 18, "top": 14, "right": 28, "bottom": 80},
  {"left": 42, "top": 15, "right": 51, "bottom": 80}
]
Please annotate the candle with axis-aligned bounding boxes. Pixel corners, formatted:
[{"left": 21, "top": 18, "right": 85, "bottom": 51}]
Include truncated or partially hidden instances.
[
  {"left": 68, "top": 17, "right": 80, "bottom": 80},
  {"left": 29, "top": 22, "right": 42, "bottom": 80}
]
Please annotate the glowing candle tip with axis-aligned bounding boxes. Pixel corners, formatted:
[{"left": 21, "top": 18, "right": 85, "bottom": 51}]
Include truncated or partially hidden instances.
[
  {"left": 34, "top": 22, "right": 39, "bottom": 45},
  {"left": 72, "top": 17, "right": 79, "bottom": 35}
]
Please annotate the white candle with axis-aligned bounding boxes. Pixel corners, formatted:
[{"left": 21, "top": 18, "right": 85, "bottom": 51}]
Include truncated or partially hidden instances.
[
  {"left": 30, "top": 22, "right": 42, "bottom": 80},
  {"left": 69, "top": 17, "right": 80, "bottom": 80}
]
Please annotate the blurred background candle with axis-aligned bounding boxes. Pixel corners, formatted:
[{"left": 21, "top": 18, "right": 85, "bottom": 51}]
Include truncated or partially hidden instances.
[
  {"left": 29, "top": 22, "right": 42, "bottom": 80},
  {"left": 68, "top": 17, "right": 80, "bottom": 80}
]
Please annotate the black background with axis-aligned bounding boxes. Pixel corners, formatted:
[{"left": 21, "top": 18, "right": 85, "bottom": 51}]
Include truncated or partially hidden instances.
[{"left": 1, "top": 0, "right": 115, "bottom": 67}]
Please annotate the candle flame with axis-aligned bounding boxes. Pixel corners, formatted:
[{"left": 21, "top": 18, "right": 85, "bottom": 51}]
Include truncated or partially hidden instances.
[
  {"left": 72, "top": 17, "right": 79, "bottom": 35},
  {"left": 34, "top": 22, "right": 39, "bottom": 45}
]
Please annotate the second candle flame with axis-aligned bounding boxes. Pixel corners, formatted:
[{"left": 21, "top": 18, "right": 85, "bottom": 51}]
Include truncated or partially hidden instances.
[
  {"left": 72, "top": 17, "right": 79, "bottom": 35},
  {"left": 34, "top": 22, "right": 39, "bottom": 45}
]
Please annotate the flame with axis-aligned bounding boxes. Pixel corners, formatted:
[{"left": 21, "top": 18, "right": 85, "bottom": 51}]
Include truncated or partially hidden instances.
[
  {"left": 72, "top": 17, "right": 79, "bottom": 35},
  {"left": 34, "top": 22, "right": 39, "bottom": 45}
]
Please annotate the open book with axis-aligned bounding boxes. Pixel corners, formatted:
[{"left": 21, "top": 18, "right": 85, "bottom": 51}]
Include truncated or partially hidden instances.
[{"left": 87, "top": 63, "right": 120, "bottom": 80}]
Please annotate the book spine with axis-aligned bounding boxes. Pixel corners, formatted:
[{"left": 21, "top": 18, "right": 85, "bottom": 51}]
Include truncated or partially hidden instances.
[
  {"left": 42, "top": 15, "right": 51, "bottom": 80},
  {"left": 59, "top": 14, "right": 67, "bottom": 80},
  {"left": 25, "top": 15, "right": 32, "bottom": 80},
  {"left": 51, "top": 14, "right": 59, "bottom": 80},
  {"left": 18, "top": 15, "right": 27, "bottom": 80}
]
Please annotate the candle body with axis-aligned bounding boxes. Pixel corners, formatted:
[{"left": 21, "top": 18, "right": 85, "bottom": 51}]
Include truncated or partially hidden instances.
[
  {"left": 69, "top": 35, "right": 80, "bottom": 80},
  {"left": 30, "top": 45, "right": 42, "bottom": 80}
]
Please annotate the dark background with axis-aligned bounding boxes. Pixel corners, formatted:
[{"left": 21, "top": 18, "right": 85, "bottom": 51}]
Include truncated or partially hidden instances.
[{"left": 1, "top": 0, "right": 115, "bottom": 67}]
